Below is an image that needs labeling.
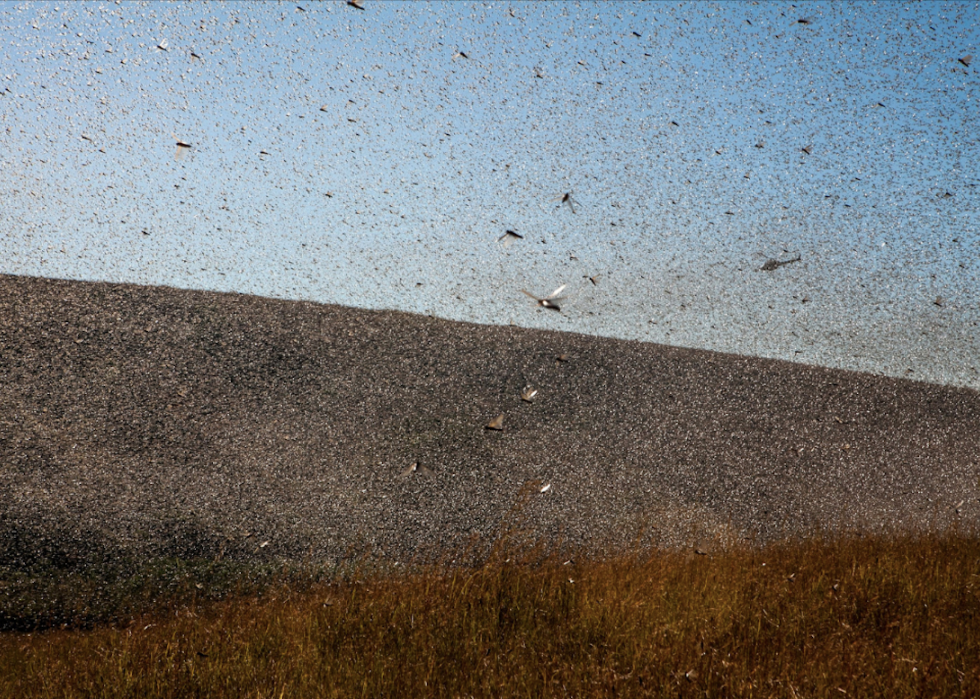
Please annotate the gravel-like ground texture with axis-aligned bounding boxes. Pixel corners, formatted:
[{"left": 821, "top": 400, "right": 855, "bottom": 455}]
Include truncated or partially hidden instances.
[{"left": 2, "top": 274, "right": 978, "bottom": 570}]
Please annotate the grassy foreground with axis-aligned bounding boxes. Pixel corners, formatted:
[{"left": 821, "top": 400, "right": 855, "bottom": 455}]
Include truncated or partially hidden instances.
[{"left": 2, "top": 533, "right": 979, "bottom": 698}]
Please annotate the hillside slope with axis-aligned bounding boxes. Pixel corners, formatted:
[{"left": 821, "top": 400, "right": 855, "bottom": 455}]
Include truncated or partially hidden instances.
[{"left": 1, "top": 274, "right": 978, "bottom": 568}]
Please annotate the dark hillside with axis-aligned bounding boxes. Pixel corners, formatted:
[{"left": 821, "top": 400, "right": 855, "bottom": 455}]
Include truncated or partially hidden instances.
[{"left": 1, "top": 274, "right": 978, "bottom": 569}]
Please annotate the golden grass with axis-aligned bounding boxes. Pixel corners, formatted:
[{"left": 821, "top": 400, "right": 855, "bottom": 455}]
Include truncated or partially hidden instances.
[{"left": 2, "top": 532, "right": 979, "bottom": 698}]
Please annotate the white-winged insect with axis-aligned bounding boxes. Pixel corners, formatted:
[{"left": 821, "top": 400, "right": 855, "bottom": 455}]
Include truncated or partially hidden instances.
[
  {"left": 540, "top": 483, "right": 551, "bottom": 493},
  {"left": 174, "top": 136, "right": 192, "bottom": 160},
  {"left": 520, "top": 386, "right": 538, "bottom": 402},
  {"left": 498, "top": 229, "right": 524, "bottom": 248},
  {"left": 554, "top": 191, "right": 579, "bottom": 214},
  {"left": 485, "top": 414, "right": 505, "bottom": 431},
  {"left": 399, "top": 461, "right": 434, "bottom": 480},
  {"left": 521, "top": 284, "right": 567, "bottom": 311}
]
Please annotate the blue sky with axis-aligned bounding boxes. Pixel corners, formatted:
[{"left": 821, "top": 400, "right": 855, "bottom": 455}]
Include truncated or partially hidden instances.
[{"left": 1, "top": 1, "right": 978, "bottom": 389}]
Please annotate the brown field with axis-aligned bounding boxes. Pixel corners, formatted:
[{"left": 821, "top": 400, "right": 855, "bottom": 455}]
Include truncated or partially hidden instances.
[{"left": 3, "top": 532, "right": 979, "bottom": 698}]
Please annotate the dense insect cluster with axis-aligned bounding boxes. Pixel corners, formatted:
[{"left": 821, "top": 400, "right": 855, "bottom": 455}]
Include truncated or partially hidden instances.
[
  {"left": 0, "top": 2, "right": 976, "bottom": 388},
  {"left": 1, "top": 9, "right": 979, "bottom": 648}
]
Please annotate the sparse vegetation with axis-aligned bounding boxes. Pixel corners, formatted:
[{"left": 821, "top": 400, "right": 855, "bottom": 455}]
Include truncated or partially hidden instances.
[{"left": 3, "top": 531, "right": 978, "bottom": 697}]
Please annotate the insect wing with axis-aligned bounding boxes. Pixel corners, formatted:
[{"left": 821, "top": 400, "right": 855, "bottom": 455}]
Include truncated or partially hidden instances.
[
  {"left": 485, "top": 414, "right": 504, "bottom": 430},
  {"left": 498, "top": 230, "right": 523, "bottom": 248}
]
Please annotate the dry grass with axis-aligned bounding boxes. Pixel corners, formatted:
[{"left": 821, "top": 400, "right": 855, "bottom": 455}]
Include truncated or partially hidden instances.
[{"left": 2, "top": 532, "right": 979, "bottom": 698}]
